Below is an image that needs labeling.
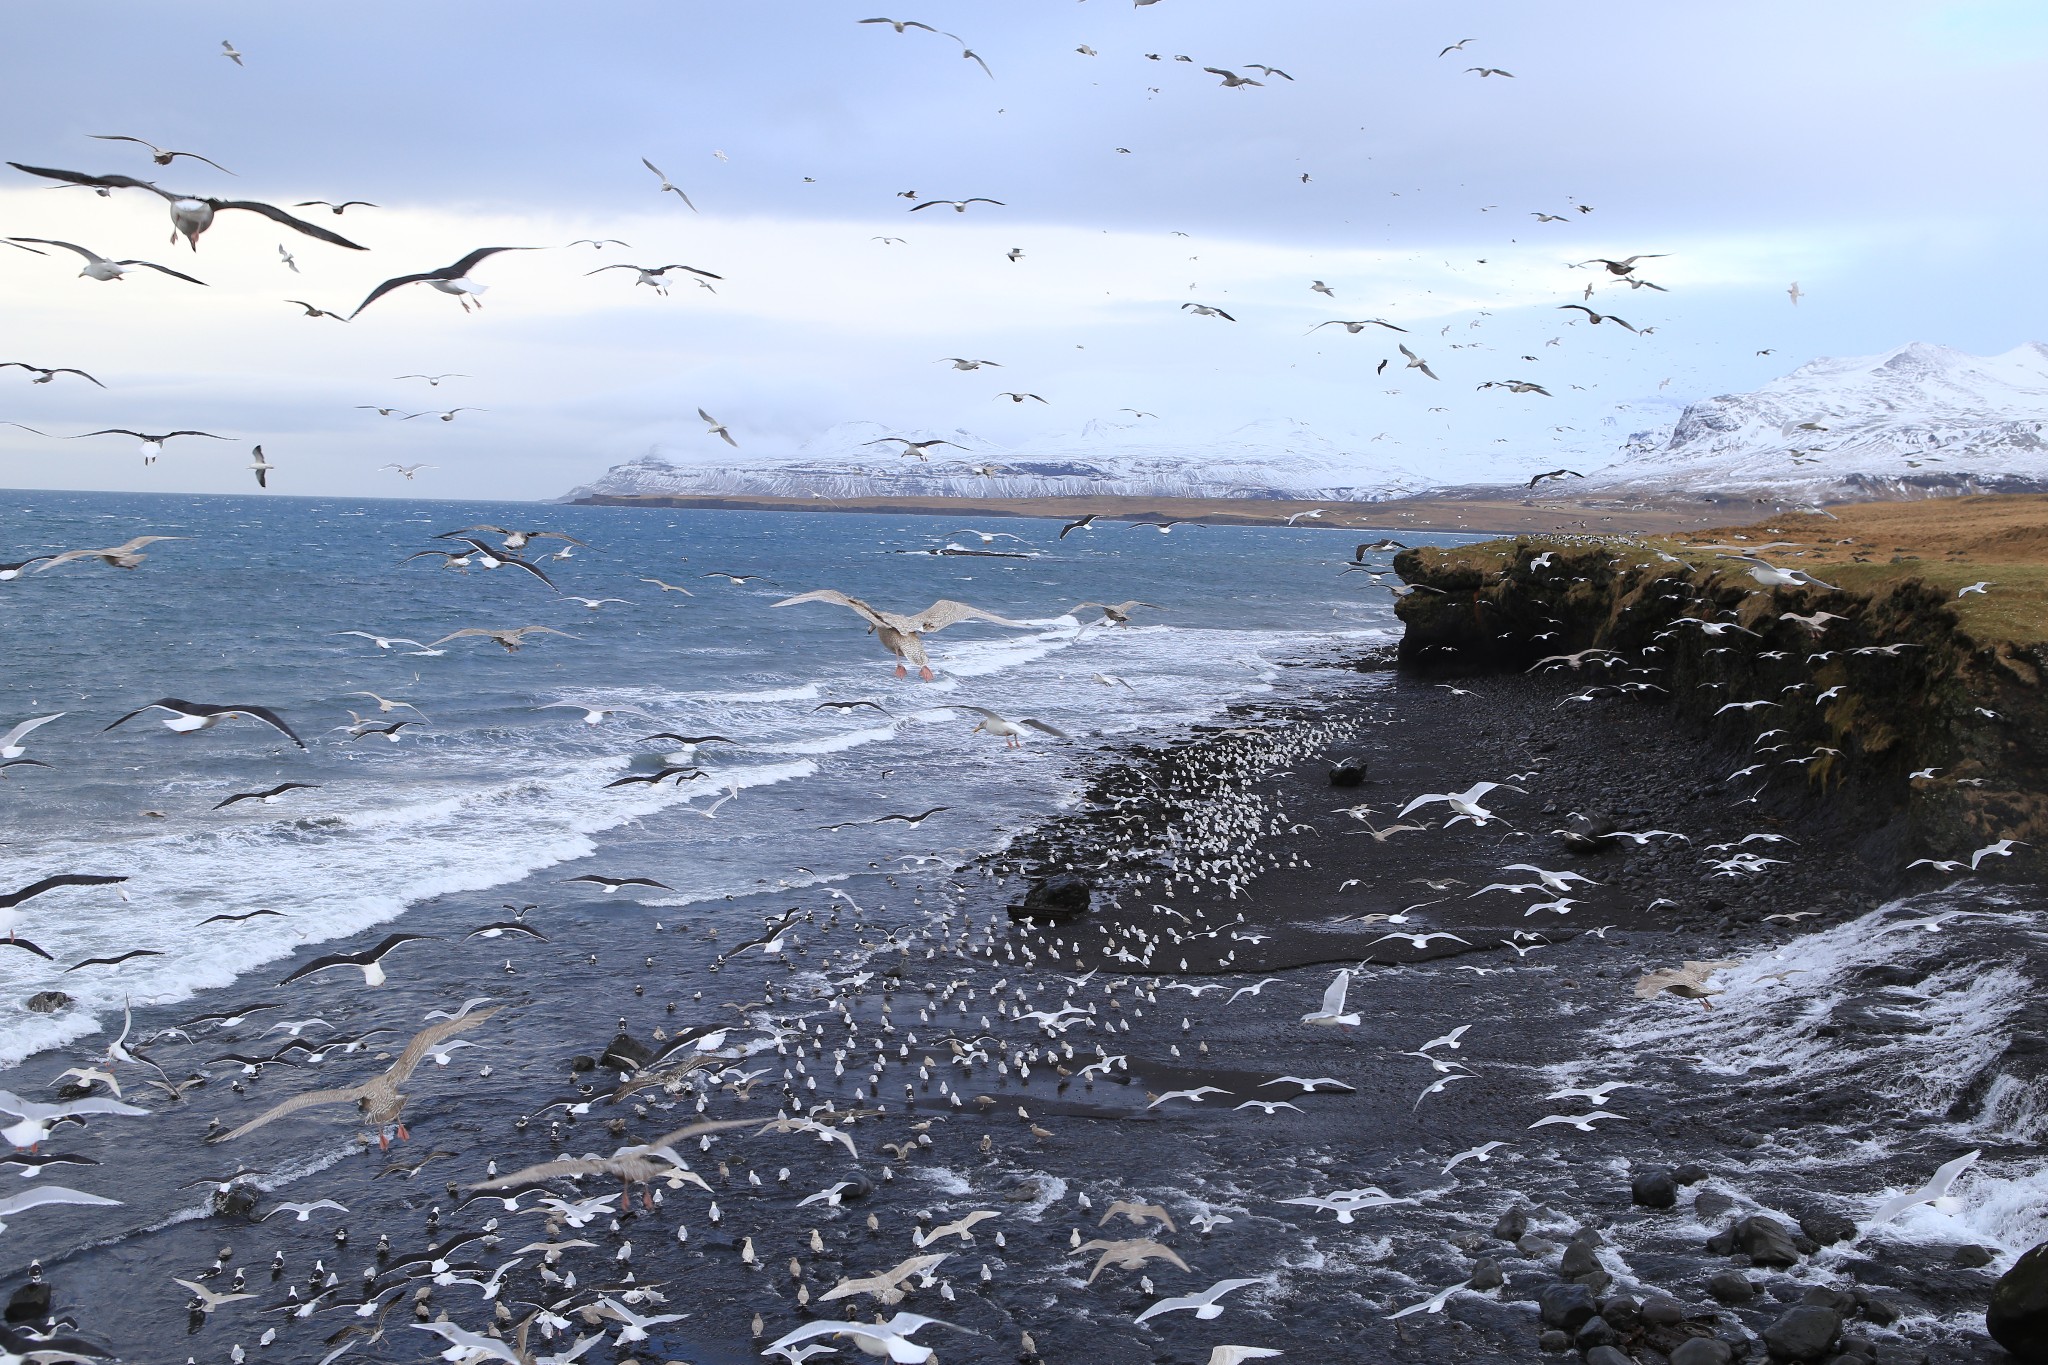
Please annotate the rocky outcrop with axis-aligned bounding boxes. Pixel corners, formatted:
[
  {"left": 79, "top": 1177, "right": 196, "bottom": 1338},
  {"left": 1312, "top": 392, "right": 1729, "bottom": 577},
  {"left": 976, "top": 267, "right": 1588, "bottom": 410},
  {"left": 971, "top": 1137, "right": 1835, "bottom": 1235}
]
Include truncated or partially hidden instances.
[{"left": 1391, "top": 535, "right": 2048, "bottom": 880}]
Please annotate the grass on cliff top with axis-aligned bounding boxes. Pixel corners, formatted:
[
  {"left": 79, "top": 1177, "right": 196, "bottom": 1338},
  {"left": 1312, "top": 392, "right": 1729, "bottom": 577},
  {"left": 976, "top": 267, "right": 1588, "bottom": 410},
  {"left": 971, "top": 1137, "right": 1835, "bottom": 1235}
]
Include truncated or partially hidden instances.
[
  {"left": 1662, "top": 494, "right": 2048, "bottom": 647},
  {"left": 1412, "top": 494, "right": 2048, "bottom": 647}
]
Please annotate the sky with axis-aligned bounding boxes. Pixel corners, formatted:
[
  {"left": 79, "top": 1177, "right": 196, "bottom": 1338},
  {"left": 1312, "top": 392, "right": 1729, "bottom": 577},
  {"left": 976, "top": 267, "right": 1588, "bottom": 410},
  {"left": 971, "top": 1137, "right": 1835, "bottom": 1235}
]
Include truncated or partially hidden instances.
[{"left": 3, "top": 0, "right": 2047, "bottom": 499}]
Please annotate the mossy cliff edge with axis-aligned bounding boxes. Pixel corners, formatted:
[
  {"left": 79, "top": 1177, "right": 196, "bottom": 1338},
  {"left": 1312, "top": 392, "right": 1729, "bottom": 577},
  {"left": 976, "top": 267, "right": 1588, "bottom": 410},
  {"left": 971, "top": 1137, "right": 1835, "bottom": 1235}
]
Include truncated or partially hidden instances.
[{"left": 1390, "top": 496, "right": 2048, "bottom": 880}]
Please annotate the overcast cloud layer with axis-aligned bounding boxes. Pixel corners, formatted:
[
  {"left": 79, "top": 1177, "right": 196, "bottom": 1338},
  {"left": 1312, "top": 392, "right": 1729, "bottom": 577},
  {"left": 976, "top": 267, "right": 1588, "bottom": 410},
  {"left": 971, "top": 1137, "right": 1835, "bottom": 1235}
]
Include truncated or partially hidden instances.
[{"left": 3, "top": 0, "right": 2045, "bottom": 498}]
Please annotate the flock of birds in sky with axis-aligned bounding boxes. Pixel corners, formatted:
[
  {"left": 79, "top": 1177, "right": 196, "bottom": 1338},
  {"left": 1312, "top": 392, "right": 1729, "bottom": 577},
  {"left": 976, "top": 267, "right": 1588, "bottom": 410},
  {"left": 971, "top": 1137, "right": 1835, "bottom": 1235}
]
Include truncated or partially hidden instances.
[
  {"left": 0, "top": 13, "right": 2025, "bottom": 1365},
  {"left": 0, "top": 10, "right": 1820, "bottom": 497}
]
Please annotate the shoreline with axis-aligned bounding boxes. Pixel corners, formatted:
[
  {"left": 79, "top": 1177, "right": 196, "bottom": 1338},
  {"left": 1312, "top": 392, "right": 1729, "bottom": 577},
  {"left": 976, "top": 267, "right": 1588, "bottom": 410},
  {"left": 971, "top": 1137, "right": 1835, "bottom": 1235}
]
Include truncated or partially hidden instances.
[
  {"left": 5, "top": 632, "right": 2040, "bottom": 1364},
  {"left": 565, "top": 490, "right": 1780, "bottom": 536}
]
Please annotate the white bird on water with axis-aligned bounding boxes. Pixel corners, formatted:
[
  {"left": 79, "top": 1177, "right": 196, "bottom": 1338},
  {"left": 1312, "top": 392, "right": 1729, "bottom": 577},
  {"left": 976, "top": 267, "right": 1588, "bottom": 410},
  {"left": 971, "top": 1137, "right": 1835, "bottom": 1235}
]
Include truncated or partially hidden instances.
[
  {"left": 1870, "top": 1150, "right": 1979, "bottom": 1226},
  {"left": 1134, "top": 1277, "right": 1262, "bottom": 1324}
]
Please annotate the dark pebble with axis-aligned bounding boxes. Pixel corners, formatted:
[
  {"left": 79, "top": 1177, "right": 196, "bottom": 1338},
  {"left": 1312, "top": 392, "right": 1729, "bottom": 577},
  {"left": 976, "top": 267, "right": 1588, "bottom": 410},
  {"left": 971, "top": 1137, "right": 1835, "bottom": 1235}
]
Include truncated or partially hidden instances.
[
  {"left": 1672, "top": 1163, "right": 1711, "bottom": 1185},
  {"left": 1467, "top": 1258, "right": 1504, "bottom": 1292},
  {"left": 1538, "top": 1329, "right": 1571, "bottom": 1353},
  {"left": 1953, "top": 1243, "right": 1994, "bottom": 1269},
  {"left": 1494, "top": 1204, "right": 1530, "bottom": 1241}
]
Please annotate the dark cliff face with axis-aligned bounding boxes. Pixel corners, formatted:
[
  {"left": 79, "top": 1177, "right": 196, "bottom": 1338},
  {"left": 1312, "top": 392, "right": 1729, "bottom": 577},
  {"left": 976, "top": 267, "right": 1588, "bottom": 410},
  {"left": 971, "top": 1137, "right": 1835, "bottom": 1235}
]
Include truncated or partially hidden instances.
[{"left": 1391, "top": 537, "right": 2047, "bottom": 879}]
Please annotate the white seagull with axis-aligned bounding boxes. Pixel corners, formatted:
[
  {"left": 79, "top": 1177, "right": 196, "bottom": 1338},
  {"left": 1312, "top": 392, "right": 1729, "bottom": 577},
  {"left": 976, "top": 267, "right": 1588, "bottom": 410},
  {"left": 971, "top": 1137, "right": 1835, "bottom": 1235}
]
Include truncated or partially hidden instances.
[{"left": 1301, "top": 970, "right": 1360, "bottom": 1027}]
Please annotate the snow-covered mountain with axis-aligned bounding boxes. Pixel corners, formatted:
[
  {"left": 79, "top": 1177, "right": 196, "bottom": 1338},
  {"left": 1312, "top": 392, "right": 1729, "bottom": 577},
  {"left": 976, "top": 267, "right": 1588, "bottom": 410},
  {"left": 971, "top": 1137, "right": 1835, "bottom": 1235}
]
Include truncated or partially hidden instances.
[
  {"left": 1587, "top": 342, "right": 2048, "bottom": 500},
  {"left": 564, "top": 418, "right": 1439, "bottom": 502}
]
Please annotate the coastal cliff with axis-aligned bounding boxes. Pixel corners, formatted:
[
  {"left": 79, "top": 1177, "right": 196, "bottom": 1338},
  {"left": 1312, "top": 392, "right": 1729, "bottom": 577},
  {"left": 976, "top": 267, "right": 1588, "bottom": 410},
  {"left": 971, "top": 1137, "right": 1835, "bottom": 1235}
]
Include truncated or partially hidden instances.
[{"left": 1390, "top": 497, "right": 2048, "bottom": 879}]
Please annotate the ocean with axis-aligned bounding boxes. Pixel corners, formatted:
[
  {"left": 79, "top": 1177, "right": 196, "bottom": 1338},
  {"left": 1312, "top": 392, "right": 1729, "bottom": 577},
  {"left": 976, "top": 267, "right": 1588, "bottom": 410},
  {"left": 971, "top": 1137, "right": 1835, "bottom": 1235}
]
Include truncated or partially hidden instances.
[{"left": 0, "top": 492, "right": 1415, "bottom": 1066}]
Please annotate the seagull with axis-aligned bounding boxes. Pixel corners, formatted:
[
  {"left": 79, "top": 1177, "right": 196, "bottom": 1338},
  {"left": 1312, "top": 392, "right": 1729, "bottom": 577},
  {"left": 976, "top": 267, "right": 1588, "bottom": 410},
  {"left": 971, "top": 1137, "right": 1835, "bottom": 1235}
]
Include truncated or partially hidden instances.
[
  {"left": 0, "top": 715, "right": 62, "bottom": 761},
  {"left": 260, "top": 1199, "right": 348, "bottom": 1222},
  {"left": 909, "top": 198, "right": 1004, "bottom": 213},
  {"left": 1059, "top": 514, "right": 1099, "bottom": 538},
  {"left": 1442, "top": 1140, "right": 1507, "bottom": 1173},
  {"left": 995, "top": 391, "right": 1048, "bottom": 403},
  {"left": 766, "top": 1313, "right": 964, "bottom": 1365},
  {"left": 1258, "top": 1075, "right": 1354, "bottom": 1092},
  {"left": 865, "top": 437, "right": 967, "bottom": 460},
  {"left": 1722, "top": 555, "right": 1838, "bottom": 591},
  {"left": 1528, "top": 1111, "right": 1626, "bottom": 1132},
  {"left": 1388, "top": 1284, "right": 1469, "bottom": 1320},
  {"left": 17, "top": 426, "right": 229, "bottom": 464},
  {"left": 1634, "top": 960, "right": 1737, "bottom": 1008},
  {"left": 1072, "top": 600, "right": 1160, "bottom": 627},
  {"left": 294, "top": 199, "right": 377, "bottom": 214},
  {"left": 0, "top": 1091, "right": 148, "bottom": 1149},
  {"left": 774, "top": 590, "right": 1026, "bottom": 680},
  {"left": 1308, "top": 319, "right": 1407, "bottom": 334},
  {"left": 104, "top": 698, "right": 304, "bottom": 748},
  {"left": 1557, "top": 304, "right": 1637, "bottom": 331},
  {"left": 220, "top": 39, "right": 244, "bottom": 64},
  {"left": 1182, "top": 302, "right": 1236, "bottom": 320},
  {"left": 427, "top": 626, "right": 576, "bottom": 652},
  {"left": 1971, "top": 838, "right": 2030, "bottom": 870},
  {"left": 1417, "top": 1024, "right": 1472, "bottom": 1052},
  {"left": 1397, "top": 780, "right": 1521, "bottom": 826},
  {"left": 1134, "top": 1278, "right": 1261, "bottom": 1324},
  {"left": 566, "top": 875, "right": 673, "bottom": 893},
  {"left": 959, "top": 707, "right": 1068, "bottom": 748},
  {"left": 350, "top": 247, "right": 535, "bottom": 318},
  {"left": 1958, "top": 581, "right": 1993, "bottom": 597},
  {"left": 210, "top": 1008, "right": 499, "bottom": 1151},
  {"left": 640, "top": 158, "right": 697, "bottom": 209},
  {"left": 1870, "top": 1150, "right": 1980, "bottom": 1225},
  {"left": 280, "top": 933, "right": 436, "bottom": 987},
  {"left": 402, "top": 408, "right": 484, "bottom": 423},
  {"left": 857, "top": 18, "right": 950, "bottom": 34},
  {"left": 1301, "top": 970, "right": 1360, "bottom": 1027},
  {"left": 1146, "top": 1086, "right": 1230, "bottom": 1108},
  {"left": 1438, "top": 38, "right": 1475, "bottom": 56},
  {"left": 698, "top": 409, "right": 738, "bottom": 446},
  {"left": 1545, "top": 1081, "right": 1636, "bottom": 1104},
  {"left": 1413, "top": 1074, "right": 1472, "bottom": 1107},
  {"left": 1203, "top": 68, "right": 1265, "bottom": 88},
  {"left": 586, "top": 262, "right": 721, "bottom": 295},
  {"left": 5, "top": 164, "right": 366, "bottom": 251},
  {"left": 1579, "top": 254, "right": 1669, "bottom": 276},
  {"left": 380, "top": 464, "right": 434, "bottom": 480},
  {"left": 248, "top": 444, "right": 274, "bottom": 488},
  {"left": 1465, "top": 66, "right": 1514, "bottom": 77},
  {"left": 0, "top": 362, "right": 106, "bottom": 387},
  {"left": 1398, "top": 344, "right": 1438, "bottom": 379},
  {"left": 6, "top": 237, "right": 206, "bottom": 285},
  {"left": 214, "top": 782, "right": 320, "bottom": 810},
  {"left": 639, "top": 577, "right": 695, "bottom": 597}
]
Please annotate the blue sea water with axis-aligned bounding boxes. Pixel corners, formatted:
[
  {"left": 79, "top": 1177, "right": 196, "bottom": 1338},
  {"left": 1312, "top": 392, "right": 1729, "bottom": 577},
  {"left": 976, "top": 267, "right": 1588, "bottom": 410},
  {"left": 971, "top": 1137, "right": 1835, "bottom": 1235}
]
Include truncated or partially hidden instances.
[{"left": 0, "top": 491, "right": 1432, "bottom": 1064}]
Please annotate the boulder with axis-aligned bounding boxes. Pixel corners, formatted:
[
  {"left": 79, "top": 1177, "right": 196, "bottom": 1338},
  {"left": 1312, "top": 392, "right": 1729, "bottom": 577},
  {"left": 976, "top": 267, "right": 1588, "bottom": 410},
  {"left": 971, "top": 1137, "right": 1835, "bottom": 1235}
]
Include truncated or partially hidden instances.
[
  {"left": 1538, "top": 1282, "right": 1597, "bottom": 1332},
  {"left": 1640, "top": 1297, "right": 1686, "bottom": 1328},
  {"left": 4, "top": 1282, "right": 51, "bottom": 1325},
  {"left": 1954, "top": 1243, "right": 1994, "bottom": 1268},
  {"left": 1586, "top": 1347, "right": 1633, "bottom": 1365},
  {"left": 1671, "top": 1339, "right": 1735, "bottom": 1365},
  {"left": 1730, "top": 1214, "right": 1801, "bottom": 1267},
  {"left": 1761, "top": 1305, "right": 1841, "bottom": 1362},
  {"left": 1798, "top": 1210, "right": 1857, "bottom": 1247},
  {"left": 24, "top": 991, "right": 70, "bottom": 1014},
  {"left": 1561, "top": 1239, "right": 1602, "bottom": 1279},
  {"left": 1328, "top": 759, "right": 1367, "bottom": 787},
  {"left": 1633, "top": 1169, "right": 1680, "bottom": 1209},
  {"left": 1466, "top": 1258, "right": 1504, "bottom": 1292},
  {"left": 1537, "top": 1330, "right": 1571, "bottom": 1353},
  {"left": 1010, "top": 873, "right": 1093, "bottom": 924},
  {"left": 1493, "top": 1204, "right": 1530, "bottom": 1241},
  {"left": 211, "top": 1181, "right": 262, "bottom": 1220},
  {"left": 1989, "top": 1240, "right": 2048, "bottom": 1362},
  {"left": 1710, "top": 1270, "right": 1757, "bottom": 1304}
]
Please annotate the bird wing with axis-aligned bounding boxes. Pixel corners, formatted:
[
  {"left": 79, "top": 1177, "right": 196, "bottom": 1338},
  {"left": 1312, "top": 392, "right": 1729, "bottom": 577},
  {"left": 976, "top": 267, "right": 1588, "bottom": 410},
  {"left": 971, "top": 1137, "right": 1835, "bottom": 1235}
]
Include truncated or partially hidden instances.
[
  {"left": 905, "top": 600, "right": 1026, "bottom": 633},
  {"left": 221, "top": 704, "right": 307, "bottom": 748},
  {"left": 209, "top": 199, "right": 366, "bottom": 249},
  {"left": 386, "top": 1005, "right": 500, "bottom": 1086},
  {"left": 349, "top": 272, "right": 439, "bottom": 317},
  {"left": 505, "top": 557, "right": 558, "bottom": 589},
  {"left": 6, "top": 163, "right": 171, "bottom": 197},
  {"left": 1021, "top": 719, "right": 1070, "bottom": 738},
  {"left": 211, "top": 1083, "right": 368, "bottom": 1141},
  {"left": 1319, "top": 971, "right": 1349, "bottom": 1014},
  {"left": 772, "top": 589, "right": 889, "bottom": 631}
]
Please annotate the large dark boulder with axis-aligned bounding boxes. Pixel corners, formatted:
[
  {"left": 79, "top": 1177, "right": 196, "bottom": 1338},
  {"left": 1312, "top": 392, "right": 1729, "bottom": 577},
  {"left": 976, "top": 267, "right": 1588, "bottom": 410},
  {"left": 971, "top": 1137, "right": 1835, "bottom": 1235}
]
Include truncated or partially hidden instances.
[
  {"left": 24, "top": 992, "right": 70, "bottom": 1014},
  {"left": 1010, "top": 873, "right": 1093, "bottom": 924},
  {"left": 1670, "top": 1340, "right": 1734, "bottom": 1365},
  {"left": 1990, "top": 1240, "right": 2048, "bottom": 1362},
  {"left": 1761, "top": 1304, "right": 1840, "bottom": 1361},
  {"left": 1711, "top": 1214, "right": 1799, "bottom": 1267},
  {"left": 1538, "top": 1281, "right": 1596, "bottom": 1332},
  {"left": 1633, "top": 1168, "right": 1679, "bottom": 1209}
]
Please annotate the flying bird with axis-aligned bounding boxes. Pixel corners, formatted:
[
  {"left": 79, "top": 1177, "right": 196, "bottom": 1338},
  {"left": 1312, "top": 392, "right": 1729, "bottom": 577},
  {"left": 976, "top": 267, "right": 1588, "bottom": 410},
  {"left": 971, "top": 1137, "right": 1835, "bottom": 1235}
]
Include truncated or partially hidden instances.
[
  {"left": 640, "top": 158, "right": 697, "bottom": 209},
  {"left": 5, "top": 164, "right": 367, "bottom": 251},
  {"left": 1557, "top": 304, "right": 1638, "bottom": 331},
  {"left": 1398, "top": 344, "right": 1439, "bottom": 379},
  {"left": 774, "top": 590, "right": 1025, "bottom": 680},
  {"left": 350, "top": 246, "right": 535, "bottom": 318},
  {"left": 279, "top": 932, "right": 437, "bottom": 988},
  {"left": 1578, "top": 254, "right": 1668, "bottom": 275},
  {"left": 908, "top": 198, "right": 1004, "bottom": 213},
  {"left": 586, "top": 261, "right": 722, "bottom": 294},
  {"left": 1204, "top": 68, "right": 1265, "bottom": 87},
  {"left": 1308, "top": 319, "right": 1406, "bottom": 334},
  {"left": 6, "top": 237, "right": 206, "bottom": 285},
  {"left": 88, "top": 135, "right": 233, "bottom": 172},
  {"left": 294, "top": 199, "right": 377, "bottom": 214},
  {"left": 1527, "top": 469, "right": 1584, "bottom": 488},
  {"left": 0, "top": 362, "right": 106, "bottom": 387},
  {"left": 104, "top": 698, "right": 305, "bottom": 749}
]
